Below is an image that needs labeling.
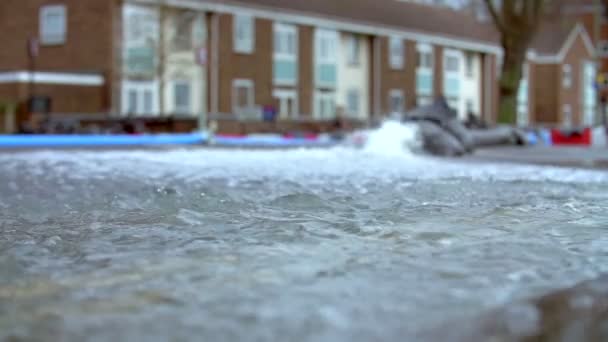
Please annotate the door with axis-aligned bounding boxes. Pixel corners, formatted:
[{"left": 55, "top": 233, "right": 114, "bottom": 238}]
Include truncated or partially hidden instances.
[{"left": 273, "top": 89, "right": 298, "bottom": 119}]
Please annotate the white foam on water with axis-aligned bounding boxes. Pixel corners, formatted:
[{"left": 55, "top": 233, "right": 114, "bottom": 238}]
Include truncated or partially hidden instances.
[{"left": 360, "top": 120, "right": 421, "bottom": 157}]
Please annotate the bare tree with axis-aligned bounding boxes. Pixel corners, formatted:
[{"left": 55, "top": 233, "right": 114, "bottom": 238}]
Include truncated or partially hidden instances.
[{"left": 483, "top": 0, "right": 546, "bottom": 124}]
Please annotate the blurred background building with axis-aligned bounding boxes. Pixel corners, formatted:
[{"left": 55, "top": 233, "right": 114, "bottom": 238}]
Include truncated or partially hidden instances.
[{"left": 0, "top": 0, "right": 605, "bottom": 133}]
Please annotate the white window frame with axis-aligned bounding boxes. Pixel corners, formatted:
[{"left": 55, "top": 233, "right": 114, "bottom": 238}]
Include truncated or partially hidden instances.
[
  {"left": 316, "top": 29, "right": 338, "bottom": 64},
  {"left": 232, "top": 79, "right": 255, "bottom": 114},
  {"left": 465, "top": 52, "right": 475, "bottom": 78},
  {"left": 563, "top": 103, "right": 573, "bottom": 128},
  {"left": 273, "top": 23, "right": 298, "bottom": 85},
  {"left": 443, "top": 49, "right": 462, "bottom": 110},
  {"left": 563, "top": 64, "right": 572, "bottom": 89},
  {"left": 389, "top": 36, "right": 404, "bottom": 69},
  {"left": 233, "top": 14, "right": 254, "bottom": 54},
  {"left": 40, "top": 5, "right": 67, "bottom": 45},
  {"left": 347, "top": 34, "right": 360, "bottom": 66},
  {"left": 121, "top": 80, "right": 159, "bottom": 116},
  {"left": 389, "top": 89, "right": 405, "bottom": 114},
  {"left": 173, "top": 80, "right": 192, "bottom": 115},
  {"left": 273, "top": 89, "right": 298, "bottom": 119},
  {"left": 346, "top": 89, "right": 360, "bottom": 117},
  {"left": 274, "top": 23, "right": 298, "bottom": 61},
  {"left": 416, "top": 43, "right": 434, "bottom": 98},
  {"left": 517, "top": 63, "right": 529, "bottom": 126},
  {"left": 315, "top": 91, "right": 336, "bottom": 120},
  {"left": 581, "top": 61, "right": 597, "bottom": 126}
]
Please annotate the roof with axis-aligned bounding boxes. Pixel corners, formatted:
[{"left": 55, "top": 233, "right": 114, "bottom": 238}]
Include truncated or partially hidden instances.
[
  {"left": 530, "top": 20, "right": 595, "bottom": 63},
  {"left": 531, "top": 19, "right": 579, "bottom": 55},
  {"left": 218, "top": 0, "right": 500, "bottom": 45}
]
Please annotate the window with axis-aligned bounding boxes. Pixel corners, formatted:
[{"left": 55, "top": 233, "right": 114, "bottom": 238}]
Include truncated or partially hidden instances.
[
  {"left": 315, "top": 92, "right": 336, "bottom": 119},
  {"left": 416, "top": 43, "right": 434, "bottom": 101},
  {"left": 143, "top": 90, "right": 153, "bottom": 113},
  {"left": 172, "top": 11, "right": 195, "bottom": 51},
  {"left": 273, "top": 23, "right": 298, "bottom": 84},
  {"left": 316, "top": 29, "right": 338, "bottom": 64},
  {"left": 443, "top": 50, "right": 461, "bottom": 109},
  {"left": 122, "top": 80, "right": 158, "bottom": 116},
  {"left": 563, "top": 104, "right": 573, "bottom": 128},
  {"left": 599, "top": 40, "right": 608, "bottom": 57},
  {"left": 173, "top": 81, "right": 192, "bottom": 114},
  {"left": 417, "top": 48, "right": 433, "bottom": 69},
  {"left": 232, "top": 79, "right": 254, "bottom": 115},
  {"left": 234, "top": 15, "right": 254, "bottom": 53},
  {"left": 389, "top": 90, "right": 405, "bottom": 114},
  {"left": 347, "top": 89, "right": 360, "bottom": 116},
  {"left": 582, "top": 61, "right": 597, "bottom": 126},
  {"left": 517, "top": 64, "right": 529, "bottom": 126},
  {"left": 40, "top": 5, "right": 67, "bottom": 45},
  {"left": 445, "top": 55, "right": 460, "bottom": 72},
  {"left": 466, "top": 99, "right": 474, "bottom": 115},
  {"left": 563, "top": 64, "right": 572, "bottom": 89},
  {"left": 128, "top": 90, "right": 137, "bottom": 114},
  {"left": 465, "top": 52, "right": 474, "bottom": 78},
  {"left": 389, "top": 37, "right": 404, "bottom": 69},
  {"left": 274, "top": 23, "right": 297, "bottom": 59},
  {"left": 348, "top": 34, "right": 360, "bottom": 65}
]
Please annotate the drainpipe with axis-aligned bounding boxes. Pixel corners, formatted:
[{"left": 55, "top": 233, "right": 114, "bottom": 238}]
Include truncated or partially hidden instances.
[
  {"left": 158, "top": 1, "right": 167, "bottom": 116},
  {"left": 373, "top": 36, "right": 381, "bottom": 122},
  {"left": 211, "top": 12, "right": 219, "bottom": 116},
  {"left": 594, "top": 0, "right": 604, "bottom": 128}
]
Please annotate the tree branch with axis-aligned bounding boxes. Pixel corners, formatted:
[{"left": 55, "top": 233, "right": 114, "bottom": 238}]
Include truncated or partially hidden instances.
[{"left": 483, "top": 0, "right": 507, "bottom": 33}]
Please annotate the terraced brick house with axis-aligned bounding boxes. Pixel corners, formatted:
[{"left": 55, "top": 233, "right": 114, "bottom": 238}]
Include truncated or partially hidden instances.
[{"left": 0, "top": 0, "right": 601, "bottom": 133}]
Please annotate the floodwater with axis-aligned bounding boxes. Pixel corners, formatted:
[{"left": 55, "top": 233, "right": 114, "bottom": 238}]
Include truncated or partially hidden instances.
[{"left": 1, "top": 123, "right": 608, "bottom": 341}]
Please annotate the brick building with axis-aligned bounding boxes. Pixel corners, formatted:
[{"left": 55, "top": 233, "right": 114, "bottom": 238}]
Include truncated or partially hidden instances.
[{"left": 0, "top": 0, "right": 601, "bottom": 133}]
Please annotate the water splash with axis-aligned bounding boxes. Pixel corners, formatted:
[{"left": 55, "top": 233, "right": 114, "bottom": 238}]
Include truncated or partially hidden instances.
[{"left": 360, "top": 120, "right": 422, "bottom": 156}]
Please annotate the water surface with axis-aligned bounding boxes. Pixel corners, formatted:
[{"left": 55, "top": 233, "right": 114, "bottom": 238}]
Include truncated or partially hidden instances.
[{"left": 1, "top": 147, "right": 607, "bottom": 341}]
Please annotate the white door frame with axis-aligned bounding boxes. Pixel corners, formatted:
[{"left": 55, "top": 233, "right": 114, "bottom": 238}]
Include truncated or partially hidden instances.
[{"left": 273, "top": 89, "right": 298, "bottom": 119}]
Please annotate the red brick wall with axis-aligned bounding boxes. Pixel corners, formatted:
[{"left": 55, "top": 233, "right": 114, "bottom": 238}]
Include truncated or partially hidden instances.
[
  {"left": 216, "top": 14, "right": 273, "bottom": 115},
  {"left": 0, "top": 0, "right": 117, "bottom": 113},
  {"left": 0, "top": 0, "right": 115, "bottom": 72},
  {"left": 378, "top": 36, "right": 415, "bottom": 115},
  {"left": 532, "top": 64, "right": 559, "bottom": 124}
]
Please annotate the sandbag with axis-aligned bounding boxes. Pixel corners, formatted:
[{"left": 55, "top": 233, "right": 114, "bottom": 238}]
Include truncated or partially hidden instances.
[
  {"left": 418, "top": 121, "right": 466, "bottom": 157},
  {"left": 469, "top": 126, "right": 518, "bottom": 147}
]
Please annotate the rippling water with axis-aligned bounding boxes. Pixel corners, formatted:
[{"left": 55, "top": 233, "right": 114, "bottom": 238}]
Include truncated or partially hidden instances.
[{"left": 1, "top": 145, "right": 608, "bottom": 341}]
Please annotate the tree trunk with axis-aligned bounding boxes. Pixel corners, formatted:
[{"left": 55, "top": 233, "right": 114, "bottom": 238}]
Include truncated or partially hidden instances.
[{"left": 497, "top": 37, "right": 527, "bottom": 124}]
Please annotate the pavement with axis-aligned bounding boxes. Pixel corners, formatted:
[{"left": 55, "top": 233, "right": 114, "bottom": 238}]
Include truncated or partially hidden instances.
[{"left": 466, "top": 146, "right": 608, "bottom": 170}]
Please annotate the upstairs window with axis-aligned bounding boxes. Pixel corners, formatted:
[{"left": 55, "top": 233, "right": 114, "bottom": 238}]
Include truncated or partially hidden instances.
[
  {"left": 316, "top": 29, "right": 338, "bottom": 64},
  {"left": 445, "top": 55, "right": 460, "bottom": 73},
  {"left": 465, "top": 52, "right": 474, "bottom": 78},
  {"left": 562, "top": 64, "right": 572, "bottom": 89},
  {"left": 40, "top": 5, "right": 67, "bottom": 45},
  {"left": 348, "top": 34, "right": 360, "bottom": 66},
  {"left": 389, "top": 37, "right": 404, "bottom": 69},
  {"left": 234, "top": 15, "right": 254, "bottom": 53},
  {"left": 274, "top": 23, "right": 297, "bottom": 60}
]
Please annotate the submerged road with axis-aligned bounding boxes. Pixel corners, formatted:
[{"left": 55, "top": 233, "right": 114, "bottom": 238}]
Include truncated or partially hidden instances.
[{"left": 466, "top": 146, "right": 608, "bottom": 170}]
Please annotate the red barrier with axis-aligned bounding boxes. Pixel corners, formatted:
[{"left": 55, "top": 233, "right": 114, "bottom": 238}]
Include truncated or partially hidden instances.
[{"left": 551, "top": 128, "right": 591, "bottom": 145}]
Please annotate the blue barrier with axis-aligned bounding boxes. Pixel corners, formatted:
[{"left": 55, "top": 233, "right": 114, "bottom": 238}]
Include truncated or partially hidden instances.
[{"left": 0, "top": 133, "right": 207, "bottom": 148}]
